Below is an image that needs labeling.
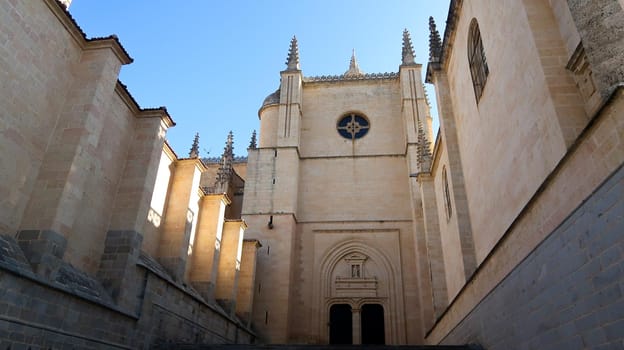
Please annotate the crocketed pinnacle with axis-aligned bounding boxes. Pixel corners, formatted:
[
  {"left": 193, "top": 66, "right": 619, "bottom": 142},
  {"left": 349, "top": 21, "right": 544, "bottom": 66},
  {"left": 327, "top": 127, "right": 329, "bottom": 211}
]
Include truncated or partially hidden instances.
[
  {"left": 189, "top": 132, "right": 200, "bottom": 158},
  {"left": 248, "top": 130, "right": 257, "bottom": 149},
  {"left": 216, "top": 131, "right": 234, "bottom": 185},
  {"left": 285, "top": 36, "right": 300, "bottom": 70},
  {"left": 429, "top": 16, "right": 442, "bottom": 62},
  {"left": 402, "top": 29, "right": 416, "bottom": 65},
  {"left": 417, "top": 119, "right": 432, "bottom": 171},
  {"left": 423, "top": 83, "right": 431, "bottom": 106},
  {"left": 344, "top": 49, "right": 364, "bottom": 77}
]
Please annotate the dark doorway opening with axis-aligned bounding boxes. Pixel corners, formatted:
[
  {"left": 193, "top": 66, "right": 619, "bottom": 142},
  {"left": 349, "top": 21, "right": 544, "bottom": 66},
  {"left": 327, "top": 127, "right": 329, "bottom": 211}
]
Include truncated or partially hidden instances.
[
  {"left": 361, "top": 304, "right": 385, "bottom": 344},
  {"left": 329, "top": 304, "right": 352, "bottom": 344}
]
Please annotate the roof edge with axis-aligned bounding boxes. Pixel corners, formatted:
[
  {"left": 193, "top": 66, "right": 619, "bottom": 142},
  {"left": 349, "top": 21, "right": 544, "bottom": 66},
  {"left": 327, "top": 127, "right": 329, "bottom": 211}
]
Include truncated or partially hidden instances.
[
  {"left": 304, "top": 71, "right": 399, "bottom": 83},
  {"left": 115, "top": 81, "right": 176, "bottom": 128},
  {"left": 85, "top": 36, "right": 133, "bottom": 65},
  {"left": 163, "top": 140, "right": 179, "bottom": 160},
  {"left": 44, "top": 0, "right": 133, "bottom": 64}
]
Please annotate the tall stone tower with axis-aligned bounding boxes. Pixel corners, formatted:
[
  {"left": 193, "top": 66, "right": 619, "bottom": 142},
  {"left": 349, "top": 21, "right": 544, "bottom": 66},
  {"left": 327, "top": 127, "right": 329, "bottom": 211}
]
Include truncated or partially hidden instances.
[{"left": 242, "top": 33, "right": 434, "bottom": 344}]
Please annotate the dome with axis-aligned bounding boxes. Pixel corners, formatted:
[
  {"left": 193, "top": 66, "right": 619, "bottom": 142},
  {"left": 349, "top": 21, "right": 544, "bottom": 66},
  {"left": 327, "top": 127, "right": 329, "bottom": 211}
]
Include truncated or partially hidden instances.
[{"left": 261, "top": 89, "right": 280, "bottom": 108}]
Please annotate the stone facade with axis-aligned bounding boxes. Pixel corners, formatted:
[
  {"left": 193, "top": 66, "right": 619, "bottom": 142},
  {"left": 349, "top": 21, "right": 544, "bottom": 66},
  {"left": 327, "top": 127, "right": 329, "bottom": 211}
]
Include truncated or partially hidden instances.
[
  {"left": 243, "top": 39, "right": 433, "bottom": 343},
  {"left": 243, "top": 0, "right": 623, "bottom": 346},
  {"left": 1, "top": 0, "right": 623, "bottom": 348}
]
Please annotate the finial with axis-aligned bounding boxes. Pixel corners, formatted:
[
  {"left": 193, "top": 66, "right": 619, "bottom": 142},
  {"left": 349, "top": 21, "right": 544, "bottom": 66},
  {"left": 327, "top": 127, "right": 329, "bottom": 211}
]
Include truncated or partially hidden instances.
[
  {"left": 58, "top": 0, "right": 72, "bottom": 8},
  {"left": 429, "top": 16, "right": 442, "bottom": 62},
  {"left": 216, "top": 131, "right": 235, "bottom": 186},
  {"left": 423, "top": 83, "right": 431, "bottom": 106},
  {"left": 417, "top": 119, "right": 432, "bottom": 172},
  {"left": 248, "top": 130, "right": 257, "bottom": 149},
  {"left": 189, "top": 132, "right": 200, "bottom": 158},
  {"left": 285, "top": 36, "right": 300, "bottom": 70},
  {"left": 224, "top": 131, "right": 234, "bottom": 158},
  {"left": 344, "top": 49, "right": 364, "bottom": 77},
  {"left": 402, "top": 29, "right": 416, "bottom": 65}
]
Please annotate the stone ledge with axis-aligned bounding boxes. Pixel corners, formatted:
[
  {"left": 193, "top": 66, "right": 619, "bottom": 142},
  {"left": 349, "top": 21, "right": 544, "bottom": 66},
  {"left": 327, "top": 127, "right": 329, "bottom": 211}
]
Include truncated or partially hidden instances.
[{"left": 0, "top": 235, "right": 135, "bottom": 319}]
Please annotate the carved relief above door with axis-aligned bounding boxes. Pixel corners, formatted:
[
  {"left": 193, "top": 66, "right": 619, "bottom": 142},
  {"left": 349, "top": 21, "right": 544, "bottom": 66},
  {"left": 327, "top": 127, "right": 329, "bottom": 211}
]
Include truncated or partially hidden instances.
[{"left": 315, "top": 238, "right": 405, "bottom": 345}]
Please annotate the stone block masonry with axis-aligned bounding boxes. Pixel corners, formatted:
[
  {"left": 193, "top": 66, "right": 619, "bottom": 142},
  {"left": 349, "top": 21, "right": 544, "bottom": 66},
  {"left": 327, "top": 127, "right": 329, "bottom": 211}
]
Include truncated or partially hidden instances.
[
  {"left": 441, "top": 163, "right": 624, "bottom": 349},
  {"left": 15, "top": 229, "right": 66, "bottom": 279},
  {"left": 0, "top": 236, "right": 254, "bottom": 349},
  {"left": 0, "top": 1, "right": 256, "bottom": 348}
]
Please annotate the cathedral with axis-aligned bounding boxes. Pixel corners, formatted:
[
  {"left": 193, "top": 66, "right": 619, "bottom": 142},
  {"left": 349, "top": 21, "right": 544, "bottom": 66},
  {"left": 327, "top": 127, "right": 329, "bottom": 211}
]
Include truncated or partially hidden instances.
[{"left": 0, "top": 0, "right": 623, "bottom": 349}]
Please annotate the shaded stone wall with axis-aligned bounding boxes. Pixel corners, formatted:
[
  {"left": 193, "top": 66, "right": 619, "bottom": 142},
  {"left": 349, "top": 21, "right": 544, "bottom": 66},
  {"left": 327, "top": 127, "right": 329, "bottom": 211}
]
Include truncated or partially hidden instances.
[
  {"left": 0, "top": 242, "right": 254, "bottom": 349},
  {"left": 440, "top": 163, "right": 624, "bottom": 349}
]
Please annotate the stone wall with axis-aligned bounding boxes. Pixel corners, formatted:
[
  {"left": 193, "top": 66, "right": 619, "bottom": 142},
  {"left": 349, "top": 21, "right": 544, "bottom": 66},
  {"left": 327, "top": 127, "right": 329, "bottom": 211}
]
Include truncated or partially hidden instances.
[
  {"left": 441, "top": 163, "right": 624, "bottom": 349},
  {"left": 424, "top": 0, "right": 624, "bottom": 345},
  {"left": 0, "top": 0, "right": 81, "bottom": 234},
  {"left": 431, "top": 141, "right": 465, "bottom": 303},
  {"left": 0, "top": 1, "right": 258, "bottom": 348},
  {"left": 0, "top": 237, "right": 254, "bottom": 349},
  {"left": 444, "top": 0, "right": 588, "bottom": 264}
]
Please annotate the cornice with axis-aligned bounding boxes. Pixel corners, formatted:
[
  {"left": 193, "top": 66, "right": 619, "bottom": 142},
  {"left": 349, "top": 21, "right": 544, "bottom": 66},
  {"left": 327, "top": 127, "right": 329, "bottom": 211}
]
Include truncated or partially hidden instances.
[
  {"left": 304, "top": 72, "right": 399, "bottom": 83},
  {"left": 44, "top": 0, "right": 87, "bottom": 47},
  {"left": 399, "top": 63, "right": 423, "bottom": 70},
  {"left": 44, "top": 0, "right": 133, "bottom": 65},
  {"left": 201, "top": 192, "right": 233, "bottom": 206},
  {"left": 84, "top": 36, "right": 132, "bottom": 65},
  {"left": 224, "top": 219, "right": 248, "bottom": 230},
  {"left": 176, "top": 157, "right": 208, "bottom": 173},
  {"left": 115, "top": 81, "right": 175, "bottom": 128},
  {"left": 243, "top": 239, "right": 263, "bottom": 248},
  {"left": 163, "top": 140, "right": 179, "bottom": 161},
  {"left": 48, "top": 0, "right": 174, "bottom": 129}
]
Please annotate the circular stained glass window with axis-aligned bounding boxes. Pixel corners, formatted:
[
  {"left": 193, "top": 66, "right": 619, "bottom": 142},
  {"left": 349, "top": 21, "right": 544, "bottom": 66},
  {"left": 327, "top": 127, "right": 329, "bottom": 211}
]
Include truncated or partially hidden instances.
[{"left": 337, "top": 113, "right": 370, "bottom": 140}]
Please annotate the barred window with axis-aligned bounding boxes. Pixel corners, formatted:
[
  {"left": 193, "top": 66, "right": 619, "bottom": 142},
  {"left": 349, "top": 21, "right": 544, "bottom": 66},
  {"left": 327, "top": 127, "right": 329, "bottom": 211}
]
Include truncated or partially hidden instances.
[{"left": 468, "top": 19, "right": 489, "bottom": 103}]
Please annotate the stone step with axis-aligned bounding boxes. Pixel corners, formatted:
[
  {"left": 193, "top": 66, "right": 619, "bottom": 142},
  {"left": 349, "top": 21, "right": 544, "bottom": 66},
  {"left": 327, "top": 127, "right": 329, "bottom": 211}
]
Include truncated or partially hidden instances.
[{"left": 154, "top": 344, "right": 480, "bottom": 350}]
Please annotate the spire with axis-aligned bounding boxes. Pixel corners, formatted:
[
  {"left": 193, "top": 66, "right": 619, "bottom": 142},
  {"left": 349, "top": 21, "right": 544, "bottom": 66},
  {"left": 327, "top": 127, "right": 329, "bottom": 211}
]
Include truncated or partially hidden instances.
[
  {"left": 285, "top": 36, "right": 300, "bottom": 70},
  {"left": 402, "top": 29, "right": 416, "bottom": 65},
  {"left": 417, "top": 119, "right": 433, "bottom": 172},
  {"left": 189, "top": 132, "right": 200, "bottom": 158},
  {"left": 344, "top": 49, "right": 364, "bottom": 77},
  {"left": 216, "top": 131, "right": 234, "bottom": 186},
  {"left": 429, "top": 16, "right": 443, "bottom": 62},
  {"left": 223, "top": 131, "right": 234, "bottom": 160},
  {"left": 248, "top": 130, "right": 257, "bottom": 149}
]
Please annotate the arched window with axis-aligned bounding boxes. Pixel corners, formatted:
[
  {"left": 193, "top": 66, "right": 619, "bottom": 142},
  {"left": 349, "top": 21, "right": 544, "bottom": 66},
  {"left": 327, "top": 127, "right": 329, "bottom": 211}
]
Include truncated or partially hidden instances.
[
  {"left": 442, "top": 166, "right": 452, "bottom": 220},
  {"left": 468, "top": 19, "right": 489, "bottom": 102}
]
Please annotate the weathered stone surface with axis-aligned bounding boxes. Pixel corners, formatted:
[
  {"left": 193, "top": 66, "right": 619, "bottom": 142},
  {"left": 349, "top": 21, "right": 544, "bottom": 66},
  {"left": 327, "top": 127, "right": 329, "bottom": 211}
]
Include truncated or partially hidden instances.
[
  {"left": 0, "top": 1, "right": 254, "bottom": 348},
  {"left": 1, "top": 0, "right": 623, "bottom": 348},
  {"left": 441, "top": 164, "right": 624, "bottom": 349},
  {"left": 567, "top": 0, "right": 624, "bottom": 97},
  {"left": 0, "top": 235, "right": 33, "bottom": 274}
]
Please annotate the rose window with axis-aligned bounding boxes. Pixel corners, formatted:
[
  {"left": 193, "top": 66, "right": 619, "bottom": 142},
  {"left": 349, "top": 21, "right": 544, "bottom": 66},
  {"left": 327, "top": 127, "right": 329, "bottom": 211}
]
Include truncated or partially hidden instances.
[{"left": 337, "top": 113, "right": 370, "bottom": 140}]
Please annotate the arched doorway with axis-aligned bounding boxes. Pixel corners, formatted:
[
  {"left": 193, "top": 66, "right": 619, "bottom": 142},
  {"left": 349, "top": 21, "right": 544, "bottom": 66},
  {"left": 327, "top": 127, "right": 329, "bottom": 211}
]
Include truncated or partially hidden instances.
[
  {"left": 329, "top": 304, "right": 352, "bottom": 344},
  {"left": 317, "top": 241, "right": 406, "bottom": 344},
  {"left": 361, "top": 304, "right": 385, "bottom": 344}
]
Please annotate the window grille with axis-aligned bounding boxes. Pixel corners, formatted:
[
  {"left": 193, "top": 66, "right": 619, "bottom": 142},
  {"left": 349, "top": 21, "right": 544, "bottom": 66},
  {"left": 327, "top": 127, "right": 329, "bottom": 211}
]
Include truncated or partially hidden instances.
[{"left": 468, "top": 19, "right": 489, "bottom": 102}]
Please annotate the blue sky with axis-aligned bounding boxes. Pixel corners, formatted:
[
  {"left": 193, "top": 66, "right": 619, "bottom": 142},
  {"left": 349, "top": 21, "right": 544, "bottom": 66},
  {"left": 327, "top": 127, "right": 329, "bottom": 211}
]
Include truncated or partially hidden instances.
[{"left": 69, "top": 1, "right": 450, "bottom": 159}]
